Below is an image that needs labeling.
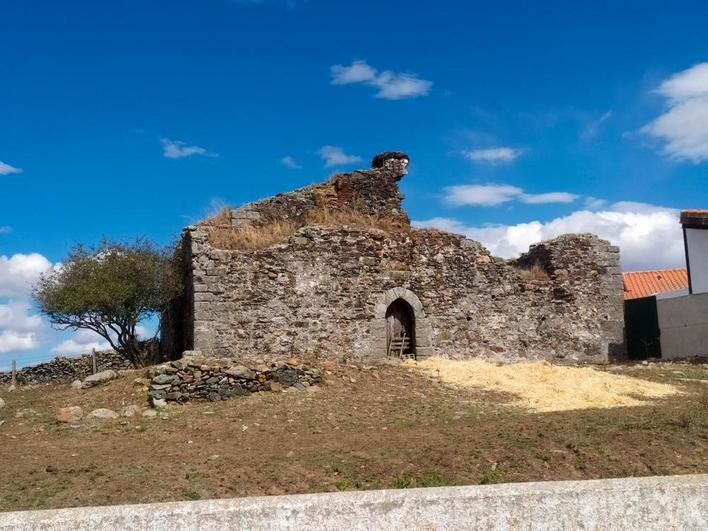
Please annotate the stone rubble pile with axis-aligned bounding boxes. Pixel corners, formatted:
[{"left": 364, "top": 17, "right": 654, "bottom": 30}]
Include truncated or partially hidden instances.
[{"left": 148, "top": 351, "right": 322, "bottom": 403}]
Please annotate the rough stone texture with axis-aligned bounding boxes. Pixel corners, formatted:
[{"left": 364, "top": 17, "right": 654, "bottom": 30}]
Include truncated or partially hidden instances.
[
  {"left": 55, "top": 406, "right": 83, "bottom": 423},
  {"left": 147, "top": 353, "right": 322, "bottom": 403},
  {"left": 120, "top": 405, "right": 142, "bottom": 417},
  {"left": 87, "top": 408, "right": 119, "bottom": 420},
  {"left": 163, "top": 152, "right": 624, "bottom": 363},
  {"left": 81, "top": 370, "right": 117, "bottom": 389},
  {"left": 226, "top": 153, "right": 409, "bottom": 231},
  {"left": 0, "top": 351, "right": 131, "bottom": 385},
  {"left": 0, "top": 397, "right": 5, "bottom": 409},
  {"left": 0, "top": 474, "right": 705, "bottom": 530}
]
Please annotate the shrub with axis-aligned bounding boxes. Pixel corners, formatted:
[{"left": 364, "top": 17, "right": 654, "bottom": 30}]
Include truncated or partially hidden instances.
[{"left": 34, "top": 239, "right": 182, "bottom": 368}]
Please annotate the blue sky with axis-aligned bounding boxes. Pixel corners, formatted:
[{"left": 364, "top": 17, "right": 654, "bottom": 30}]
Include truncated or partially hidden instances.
[{"left": 2, "top": 0, "right": 708, "bottom": 368}]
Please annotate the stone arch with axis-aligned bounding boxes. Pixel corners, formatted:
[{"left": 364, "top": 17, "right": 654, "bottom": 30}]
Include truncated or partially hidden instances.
[
  {"left": 385, "top": 297, "right": 416, "bottom": 358},
  {"left": 374, "top": 287, "right": 425, "bottom": 319}
]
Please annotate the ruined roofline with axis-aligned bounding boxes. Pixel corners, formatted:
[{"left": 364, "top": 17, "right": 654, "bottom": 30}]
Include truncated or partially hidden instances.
[
  {"left": 196, "top": 151, "right": 411, "bottom": 230},
  {"left": 191, "top": 150, "right": 618, "bottom": 266}
]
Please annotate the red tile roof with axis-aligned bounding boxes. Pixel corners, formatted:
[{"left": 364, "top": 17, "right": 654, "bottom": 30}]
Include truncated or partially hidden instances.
[
  {"left": 681, "top": 209, "right": 708, "bottom": 226},
  {"left": 622, "top": 268, "right": 688, "bottom": 300}
]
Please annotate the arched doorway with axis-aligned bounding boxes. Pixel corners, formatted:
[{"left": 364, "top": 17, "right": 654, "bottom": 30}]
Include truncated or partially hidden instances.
[{"left": 386, "top": 298, "right": 416, "bottom": 359}]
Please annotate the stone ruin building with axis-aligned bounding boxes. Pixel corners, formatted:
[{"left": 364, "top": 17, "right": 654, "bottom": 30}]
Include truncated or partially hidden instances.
[{"left": 163, "top": 151, "right": 625, "bottom": 363}]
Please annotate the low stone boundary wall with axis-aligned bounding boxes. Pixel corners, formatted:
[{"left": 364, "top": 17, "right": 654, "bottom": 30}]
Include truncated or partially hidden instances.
[
  {"left": 1, "top": 474, "right": 705, "bottom": 530},
  {"left": 148, "top": 352, "right": 322, "bottom": 403},
  {"left": 0, "top": 351, "right": 131, "bottom": 385}
]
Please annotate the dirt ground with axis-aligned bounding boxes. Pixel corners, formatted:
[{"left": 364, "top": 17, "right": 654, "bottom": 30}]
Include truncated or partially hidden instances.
[{"left": 0, "top": 359, "right": 706, "bottom": 512}]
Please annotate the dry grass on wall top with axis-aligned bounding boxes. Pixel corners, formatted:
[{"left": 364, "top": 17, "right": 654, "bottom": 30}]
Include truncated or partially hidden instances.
[
  {"left": 305, "top": 208, "right": 408, "bottom": 233},
  {"left": 207, "top": 220, "right": 298, "bottom": 251},
  {"left": 199, "top": 206, "right": 232, "bottom": 227},
  {"left": 514, "top": 262, "right": 551, "bottom": 282},
  {"left": 205, "top": 208, "right": 407, "bottom": 251},
  {"left": 405, "top": 357, "right": 683, "bottom": 413}
]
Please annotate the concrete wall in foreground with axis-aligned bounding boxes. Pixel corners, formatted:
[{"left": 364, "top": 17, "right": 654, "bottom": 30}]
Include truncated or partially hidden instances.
[
  {"left": 0, "top": 474, "right": 706, "bottom": 531},
  {"left": 657, "top": 292, "right": 708, "bottom": 359}
]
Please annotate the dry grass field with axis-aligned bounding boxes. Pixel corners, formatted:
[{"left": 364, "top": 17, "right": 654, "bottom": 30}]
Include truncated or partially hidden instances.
[{"left": 0, "top": 359, "right": 706, "bottom": 512}]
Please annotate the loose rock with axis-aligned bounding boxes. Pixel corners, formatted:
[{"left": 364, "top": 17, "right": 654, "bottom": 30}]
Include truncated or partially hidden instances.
[
  {"left": 71, "top": 380, "right": 83, "bottom": 390},
  {"left": 121, "top": 405, "right": 142, "bottom": 417},
  {"left": 150, "top": 397, "right": 167, "bottom": 409},
  {"left": 82, "top": 370, "right": 117, "bottom": 389},
  {"left": 87, "top": 408, "right": 119, "bottom": 420},
  {"left": 56, "top": 406, "right": 83, "bottom": 423}
]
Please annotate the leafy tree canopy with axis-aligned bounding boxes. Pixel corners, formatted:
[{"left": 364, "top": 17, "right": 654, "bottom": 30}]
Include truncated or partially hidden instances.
[{"left": 34, "top": 239, "right": 182, "bottom": 367}]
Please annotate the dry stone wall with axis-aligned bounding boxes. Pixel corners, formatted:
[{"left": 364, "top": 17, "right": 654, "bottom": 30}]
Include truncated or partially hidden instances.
[
  {"left": 147, "top": 352, "right": 322, "bottom": 403},
  {"left": 0, "top": 351, "right": 131, "bottom": 385}
]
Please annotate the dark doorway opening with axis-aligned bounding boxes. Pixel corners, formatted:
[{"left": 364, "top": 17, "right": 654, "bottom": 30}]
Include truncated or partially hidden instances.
[
  {"left": 624, "top": 296, "right": 662, "bottom": 360},
  {"left": 386, "top": 298, "right": 416, "bottom": 359}
]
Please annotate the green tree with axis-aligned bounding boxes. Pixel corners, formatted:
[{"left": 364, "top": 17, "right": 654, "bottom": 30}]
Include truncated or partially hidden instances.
[{"left": 34, "top": 239, "right": 182, "bottom": 368}]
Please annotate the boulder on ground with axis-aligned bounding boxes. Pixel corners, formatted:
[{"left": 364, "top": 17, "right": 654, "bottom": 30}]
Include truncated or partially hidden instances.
[
  {"left": 87, "top": 408, "right": 118, "bottom": 420},
  {"left": 150, "top": 397, "right": 167, "bottom": 409},
  {"left": 142, "top": 409, "right": 158, "bottom": 418},
  {"left": 133, "top": 377, "right": 150, "bottom": 387},
  {"left": 82, "top": 370, "right": 117, "bottom": 389},
  {"left": 121, "top": 405, "right": 142, "bottom": 417},
  {"left": 0, "top": 397, "right": 5, "bottom": 409},
  {"left": 71, "top": 380, "right": 83, "bottom": 390},
  {"left": 56, "top": 406, "right": 83, "bottom": 423}
]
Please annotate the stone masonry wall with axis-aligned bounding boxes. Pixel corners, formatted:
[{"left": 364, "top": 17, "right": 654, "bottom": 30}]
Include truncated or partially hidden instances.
[
  {"left": 180, "top": 225, "right": 623, "bottom": 363},
  {"left": 163, "top": 151, "right": 625, "bottom": 364}
]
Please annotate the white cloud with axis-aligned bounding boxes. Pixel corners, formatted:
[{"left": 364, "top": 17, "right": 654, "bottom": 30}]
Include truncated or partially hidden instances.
[
  {"left": 52, "top": 328, "right": 111, "bottom": 356},
  {"left": 641, "top": 63, "right": 708, "bottom": 163},
  {"left": 0, "top": 226, "right": 12, "bottom": 234},
  {"left": 462, "top": 147, "right": 526, "bottom": 164},
  {"left": 414, "top": 202, "right": 683, "bottom": 271},
  {"left": 0, "top": 161, "right": 23, "bottom": 175},
  {"left": 444, "top": 184, "right": 579, "bottom": 207},
  {"left": 518, "top": 192, "right": 579, "bottom": 204},
  {"left": 0, "top": 302, "right": 43, "bottom": 354},
  {"left": 0, "top": 254, "right": 57, "bottom": 356},
  {"left": 445, "top": 184, "right": 522, "bottom": 206},
  {"left": 51, "top": 324, "right": 151, "bottom": 355},
  {"left": 0, "top": 331, "right": 38, "bottom": 354},
  {"left": 330, "top": 60, "right": 432, "bottom": 100},
  {"left": 161, "top": 138, "right": 216, "bottom": 159},
  {"left": 580, "top": 111, "right": 613, "bottom": 141},
  {"left": 0, "top": 302, "right": 42, "bottom": 333},
  {"left": 281, "top": 156, "right": 302, "bottom": 169},
  {"left": 317, "top": 145, "right": 362, "bottom": 168},
  {"left": 0, "top": 253, "right": 54, "bottom": 298},
  {"left": 331, "top": 61, "right": 377, "bottom": 85},
  {"left": 584, "top": 196, "right": 609, "bottom": 210},
  {"left": 52, "top": 339, "right": 110, "bottom": 356}
]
